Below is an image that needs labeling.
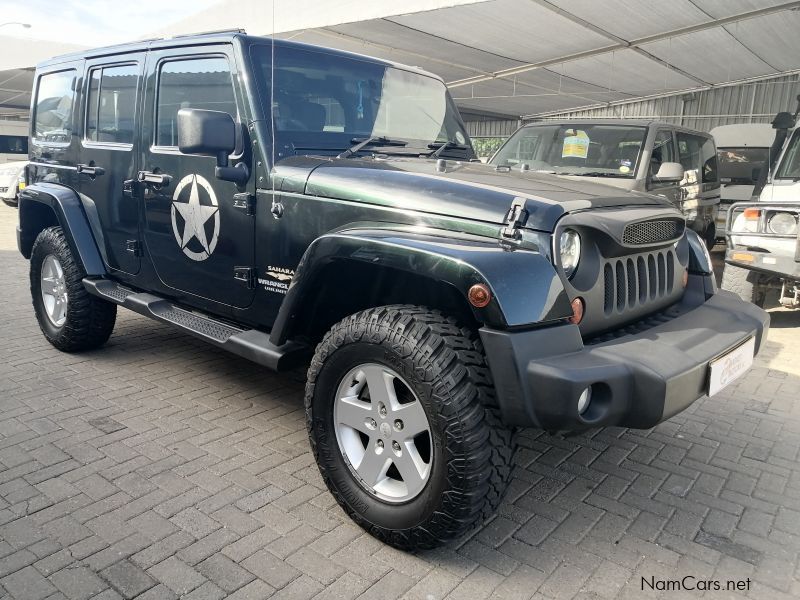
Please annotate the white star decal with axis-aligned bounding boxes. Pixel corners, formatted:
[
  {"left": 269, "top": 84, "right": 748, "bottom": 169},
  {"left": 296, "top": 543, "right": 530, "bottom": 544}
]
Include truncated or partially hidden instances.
[{"left": 172, "top": 175, "right": 219, "bottom": 257}]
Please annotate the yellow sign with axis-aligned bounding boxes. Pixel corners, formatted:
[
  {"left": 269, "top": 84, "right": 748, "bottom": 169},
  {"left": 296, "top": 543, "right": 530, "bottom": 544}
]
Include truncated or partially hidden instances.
[{"left": 562, "top": 130, "right": 590, "bottom": 159}]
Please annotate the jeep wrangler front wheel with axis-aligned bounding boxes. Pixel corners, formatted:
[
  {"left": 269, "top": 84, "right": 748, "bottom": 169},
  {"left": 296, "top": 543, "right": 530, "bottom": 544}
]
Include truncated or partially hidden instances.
[
  {"left": 30, "top": 226, "right": 117, "bottom": 352},
  {"left": 305, "top": 305, "right": 515, "bottom": 550}
]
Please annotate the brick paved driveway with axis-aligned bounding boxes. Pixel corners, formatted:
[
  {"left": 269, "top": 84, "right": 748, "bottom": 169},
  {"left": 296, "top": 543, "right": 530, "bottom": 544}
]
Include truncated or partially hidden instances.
[{"left": 1, "top": 202, "right": 799, "bottom": 600}]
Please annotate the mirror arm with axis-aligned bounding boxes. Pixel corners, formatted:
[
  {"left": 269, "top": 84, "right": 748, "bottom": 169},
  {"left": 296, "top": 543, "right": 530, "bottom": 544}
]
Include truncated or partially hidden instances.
[{"left": 215, "top": 162, "right": 249, "bottom": 186}]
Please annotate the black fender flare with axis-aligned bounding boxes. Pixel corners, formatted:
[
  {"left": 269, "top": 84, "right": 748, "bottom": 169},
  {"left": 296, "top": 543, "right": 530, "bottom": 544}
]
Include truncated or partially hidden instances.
[
  {"left": 270, "top": 226, "right": 572, "bottom": 345},
  {"left": 17, "top": 183, "right": 107, "bottom": 277}
]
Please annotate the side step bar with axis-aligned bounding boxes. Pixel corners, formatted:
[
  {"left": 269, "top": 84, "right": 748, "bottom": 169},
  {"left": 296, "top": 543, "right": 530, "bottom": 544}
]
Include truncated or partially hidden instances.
[{"left": 83, "top": 278, "right": 309, "bottom": 372}]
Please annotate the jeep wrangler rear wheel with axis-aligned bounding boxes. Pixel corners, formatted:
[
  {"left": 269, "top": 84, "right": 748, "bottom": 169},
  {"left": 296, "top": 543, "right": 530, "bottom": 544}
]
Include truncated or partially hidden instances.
[
  {"left": 721, "top": 263, "right": 767, "bottom": 307},
  {"left": 305, "top": 305, "right": 516, "bottom": 550},
  {"left": 30, "top": 227, "right": 117, "bottom": 352}
]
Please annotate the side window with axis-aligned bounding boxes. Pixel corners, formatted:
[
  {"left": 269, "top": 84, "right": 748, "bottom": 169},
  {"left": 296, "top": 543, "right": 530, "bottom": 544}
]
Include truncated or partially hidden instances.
[
  {"left": 34, "top": 70, "right": 76, "bottom": 143},
  {"left": 156, "top": 57, "right": 236, "bottom": 148},
  {"left": 677, "top": 133, "right": 717, "bottom": 183},
  {"left": 85, "top": 64, "right": 138, "bottom": 145},
  {"left": 650, "top": 130, "right": 676, "bottom": 178}
]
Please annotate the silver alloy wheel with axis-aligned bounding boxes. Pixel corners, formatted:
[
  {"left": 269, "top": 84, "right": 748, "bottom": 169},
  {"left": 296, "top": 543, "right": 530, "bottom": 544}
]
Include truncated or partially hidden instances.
[
  {"left": 40, "top": 254, "right": 68, "bottom": 327},
  {"left": 334, "top": 363, "right": 432, "bottom": 503}
]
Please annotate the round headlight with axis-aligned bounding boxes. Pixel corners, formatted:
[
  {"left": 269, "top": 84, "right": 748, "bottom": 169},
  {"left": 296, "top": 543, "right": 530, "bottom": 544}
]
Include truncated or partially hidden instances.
[
  {"left": 767, "top": 212, "right": 798, "bottom": 235},
  {"left": 559, "top": 229, "right": 581, "bottom": 278}
]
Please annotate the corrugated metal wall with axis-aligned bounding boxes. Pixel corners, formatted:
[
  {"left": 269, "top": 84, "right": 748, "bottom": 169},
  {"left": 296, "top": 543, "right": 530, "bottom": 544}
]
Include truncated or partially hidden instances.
[
  {"left": 528, "top": 73, "right": 800, "bottom": 133},
  {"left": 464, "top": 118, "right": 520, "bottom": 138},
  {"left": 462, "top": 73, "right": 800, "bottom": 135}
]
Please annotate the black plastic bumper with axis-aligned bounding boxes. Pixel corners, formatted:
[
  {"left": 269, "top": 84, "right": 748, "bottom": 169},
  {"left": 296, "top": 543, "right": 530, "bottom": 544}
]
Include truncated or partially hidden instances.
[{"left": 480, "top": 290, "right": 769, "bottom": 430}]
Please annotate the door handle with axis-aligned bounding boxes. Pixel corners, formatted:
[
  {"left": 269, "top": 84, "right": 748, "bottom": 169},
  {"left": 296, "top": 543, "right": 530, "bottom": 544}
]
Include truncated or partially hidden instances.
[
  {"left": 137, "top": 171, "right": 172, "bottom": 187},
  {"left": 76, "top": 163, "right": 105, "bottom": 177}
]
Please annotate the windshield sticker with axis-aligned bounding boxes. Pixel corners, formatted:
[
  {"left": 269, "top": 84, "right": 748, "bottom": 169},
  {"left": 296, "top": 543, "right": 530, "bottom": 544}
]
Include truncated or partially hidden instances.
[
  {"left": 619, "top": 165, "right": 631, "bottom": 174},
  {"left": 562, "top": 130, "right": 590, "bottom": 159}
]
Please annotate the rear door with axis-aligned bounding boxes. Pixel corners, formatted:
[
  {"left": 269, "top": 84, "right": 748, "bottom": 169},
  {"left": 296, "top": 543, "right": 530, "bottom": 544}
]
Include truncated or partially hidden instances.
[
  {"left": 140, "top": 46, "right": 256, "bottom": 309},
  {"left": 676, "top": 131, "right": 720, "bottom": 236},
  {"left": 79, "top": 56, "right": 144, "bottom": 275}
]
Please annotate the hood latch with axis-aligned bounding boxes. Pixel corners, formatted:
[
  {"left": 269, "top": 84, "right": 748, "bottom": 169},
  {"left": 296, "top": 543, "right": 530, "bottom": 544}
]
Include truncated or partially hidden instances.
[{"left": 501, "top": 197, "right": 528, "bottom": 240}]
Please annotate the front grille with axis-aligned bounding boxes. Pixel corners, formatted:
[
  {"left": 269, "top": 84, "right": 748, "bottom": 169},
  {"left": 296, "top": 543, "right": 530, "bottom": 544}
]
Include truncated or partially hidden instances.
[
  {"left": 603, "top": 249, "right": 675, "bottom": 315},
  {"left": 622, "top": 219, "right": 684, "bottom": 245}
]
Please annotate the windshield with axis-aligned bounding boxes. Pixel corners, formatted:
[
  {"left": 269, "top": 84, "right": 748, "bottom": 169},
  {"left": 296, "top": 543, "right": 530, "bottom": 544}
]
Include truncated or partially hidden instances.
[
  {"left": 775, "top": 130, "right": 800, "bottom": 180},
  {"left": 718, "top": 147, "right": 769, "bottom": 184},
  {"left": 490, "top": 124, "right": 647, "bottom": 178},
  {"left": 250, "top": 45, "right": 473, "bottom": 159}
]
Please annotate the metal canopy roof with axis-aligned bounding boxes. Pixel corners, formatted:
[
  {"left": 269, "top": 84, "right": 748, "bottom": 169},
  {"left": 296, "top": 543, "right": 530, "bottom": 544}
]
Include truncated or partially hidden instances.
[
  {"left": 0, "top": 68, "right": 34, "bottom": 117},
  {"left": 270, "top": 0, "right": 800, "bottom": 119},
  {"left": 6, "top": 0, "right": 800, "bottom": 121}
]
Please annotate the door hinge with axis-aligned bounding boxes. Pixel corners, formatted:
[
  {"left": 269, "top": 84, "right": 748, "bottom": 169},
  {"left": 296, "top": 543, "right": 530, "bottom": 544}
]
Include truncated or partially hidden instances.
[
  {"left": 233, "top": 266, "right": 256, "bottom": 289},
  {"left": 125, "top": 240, "right": 142, "bottom": 256},
  {"left": 501, "top": 197, "right": 528, "bottom": 240},
  {"left": 233, "top": 192, "right": 256, "bottom": 216}
]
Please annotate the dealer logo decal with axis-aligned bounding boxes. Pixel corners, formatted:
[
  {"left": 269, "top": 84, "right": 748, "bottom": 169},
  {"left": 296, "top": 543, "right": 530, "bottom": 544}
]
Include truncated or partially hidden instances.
[{"left": 170, "top": 174, "right": 220, "bottom": 261}]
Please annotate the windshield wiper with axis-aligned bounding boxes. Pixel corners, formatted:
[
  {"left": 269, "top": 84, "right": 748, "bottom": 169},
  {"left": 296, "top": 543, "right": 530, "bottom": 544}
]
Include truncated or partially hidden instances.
[
  {"left": 427, "top": 141, "right": 470, "bottom": 158},
  {"left": 560, "top": 171, "right": 625, "bottom": 177},
  {"left": 337, "top": 136, "right": 408, "bottom": 159}
]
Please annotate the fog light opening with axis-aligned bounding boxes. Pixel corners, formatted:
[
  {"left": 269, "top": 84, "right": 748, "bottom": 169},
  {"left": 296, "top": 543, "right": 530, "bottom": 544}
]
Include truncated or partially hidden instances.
[
  {"left": 468, "top": 283, "right": 492, "bottom": 308},
  {"left": 569, "top": 297, "right": 585, "bottom": 325},
  {"left": 577, "top": 387, "right": 592, "bottom": 415}
]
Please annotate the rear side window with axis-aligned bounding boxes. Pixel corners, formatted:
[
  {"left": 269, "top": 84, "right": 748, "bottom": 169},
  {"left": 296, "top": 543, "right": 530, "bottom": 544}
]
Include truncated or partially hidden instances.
[
  {"left": 677, "top": 133, "right": 718, "bottom": 183},
  {"left": 86, "top": 64, "right": 138, "bottom": 145},
  {"left": 155, "top": 57, "right": 236, "bottom": 148},
  {"left": 34, "top": 70, "right": 76, "bottom": 143}
]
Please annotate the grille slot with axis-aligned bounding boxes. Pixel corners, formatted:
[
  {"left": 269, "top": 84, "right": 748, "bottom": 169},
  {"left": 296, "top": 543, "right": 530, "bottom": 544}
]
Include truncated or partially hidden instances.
[
  {"left": 604, "top": 249, "right": 679, "bottom": 315},
  {"left": 622, "top": 219, "right": 684, "bottom": 245}
]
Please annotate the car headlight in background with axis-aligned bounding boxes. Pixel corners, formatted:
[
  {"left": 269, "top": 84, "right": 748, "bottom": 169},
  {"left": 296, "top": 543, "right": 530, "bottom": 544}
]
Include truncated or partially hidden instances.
[
  {"left": 559, "top": 229, "right": 581, "bottom": 278},
  {"left": 767, "top": 212, "right": 798, "bottom": 235}
]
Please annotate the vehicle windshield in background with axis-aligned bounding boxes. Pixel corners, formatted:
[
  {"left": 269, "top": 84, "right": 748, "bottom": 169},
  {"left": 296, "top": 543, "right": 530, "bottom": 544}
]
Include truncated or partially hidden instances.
[
  {"left": 250, "top": 45, "right": 472, "bottom": 159},
  {"left": 718, "top": 147, "right": 769, "bottom": 184},
  {"left": 490, "top": 124, "right": 647, "bottom": 178},
  {"left": 775, "top": 130, "right": 800, "bottom": 180}
]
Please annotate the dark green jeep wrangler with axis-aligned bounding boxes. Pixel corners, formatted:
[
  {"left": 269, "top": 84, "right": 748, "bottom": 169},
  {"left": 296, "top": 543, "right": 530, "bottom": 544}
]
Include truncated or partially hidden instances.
[{"left": 18, "top": 31, "right": 768, "bottom": 550}]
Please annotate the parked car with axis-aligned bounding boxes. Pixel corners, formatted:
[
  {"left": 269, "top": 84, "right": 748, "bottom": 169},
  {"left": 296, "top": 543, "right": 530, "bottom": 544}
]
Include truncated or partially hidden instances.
[
  {"left": 723, "top": 104, "right": 800, "bottom": 308},
  {"left": 0, "top": 119, "right": 29, "bottom": 164},
  {"left": 490, "top": 120, "right": 721, "bottom": 248},
  {"left": 18, "top": 31, "right": 768, "bottom": 550},
  {"left": 710, "top": 123, "right": 773, "bottom": 240},
  {"left": 0, "top": 160, "right": 27, "bottom": 206}
]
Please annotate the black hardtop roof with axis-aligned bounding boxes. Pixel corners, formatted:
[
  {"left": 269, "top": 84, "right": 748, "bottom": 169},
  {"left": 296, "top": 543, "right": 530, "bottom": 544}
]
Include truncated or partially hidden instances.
[{"left": 36, "top": 30, "right": 440, "bottom": 80}]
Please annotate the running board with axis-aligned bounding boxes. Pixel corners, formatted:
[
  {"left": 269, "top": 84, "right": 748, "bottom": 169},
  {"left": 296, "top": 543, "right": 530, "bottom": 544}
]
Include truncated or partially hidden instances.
[{"left": 83, "top": 278, "right": 309, "bottom": 372}]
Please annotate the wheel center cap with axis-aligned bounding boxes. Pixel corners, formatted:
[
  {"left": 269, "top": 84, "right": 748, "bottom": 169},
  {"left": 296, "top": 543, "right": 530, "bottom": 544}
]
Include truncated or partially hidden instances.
[{"left": 379, "top": 422, "right": 392, "bottom": 438}]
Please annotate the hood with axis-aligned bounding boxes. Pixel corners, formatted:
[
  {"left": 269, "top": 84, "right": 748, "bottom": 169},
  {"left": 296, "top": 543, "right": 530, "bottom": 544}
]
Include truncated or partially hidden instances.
[{"left": 279, "top": 155, "right": 672, "bottom": 231}]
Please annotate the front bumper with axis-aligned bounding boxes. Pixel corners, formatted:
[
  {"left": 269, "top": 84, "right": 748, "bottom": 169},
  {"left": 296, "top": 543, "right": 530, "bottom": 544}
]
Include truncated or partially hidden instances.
[
  {"left": 480, "top": 290, "right": 769, "bottom": 430},
  {"left": 726, "top": 249, "right": 800, "bottom": 280}
]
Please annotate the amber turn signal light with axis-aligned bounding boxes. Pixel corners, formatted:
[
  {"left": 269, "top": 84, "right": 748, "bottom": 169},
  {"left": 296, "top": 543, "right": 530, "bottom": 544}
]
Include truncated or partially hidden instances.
[
  {"left": 743, "top": 208, "right": 761, "bottom": 220},
  {"left": 468, "top": 283, "right": 492, "bottom": 308},
  {"left": 682, "top": 270, "right": 689, "bottom": 288},
  {"left": 569, "top": 297, "right": 584, "bottom": 325}
]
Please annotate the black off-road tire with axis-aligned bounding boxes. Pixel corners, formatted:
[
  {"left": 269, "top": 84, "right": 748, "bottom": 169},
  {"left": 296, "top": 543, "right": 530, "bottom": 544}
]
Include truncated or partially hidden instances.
[
  {"left": 721, "top": 263, "right": 766, "bottom": 307},
  {"left": 30, "top": 226, "right": 117, "bottom": 351},
  {"left": 305, "top": 305, "right": 516, "bottom": 550}
]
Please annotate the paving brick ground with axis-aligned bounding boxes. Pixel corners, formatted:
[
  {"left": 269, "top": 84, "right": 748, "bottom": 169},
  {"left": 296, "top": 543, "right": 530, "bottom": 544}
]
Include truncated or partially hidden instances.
[{"left": 1, "top": 201, "right": 799, "bottom": 599}]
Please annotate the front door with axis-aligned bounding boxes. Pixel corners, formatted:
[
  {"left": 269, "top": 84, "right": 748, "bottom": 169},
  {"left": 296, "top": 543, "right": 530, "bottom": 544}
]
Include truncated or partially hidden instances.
[
  {"left": 79, "top": 56, "right": 144, "bottom": 275},
  {"left": 140, "top": 47, "right": 255, "bottom": 309},
  {"left": 646, "top": 129, "right": 680, "bottom": 205}
]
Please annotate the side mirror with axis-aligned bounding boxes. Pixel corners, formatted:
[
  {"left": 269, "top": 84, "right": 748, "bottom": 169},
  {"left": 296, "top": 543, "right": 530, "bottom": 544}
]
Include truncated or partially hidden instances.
[
  {"left": 177, "top": 108, "right": 248, "bottom": 185},
  {"left": 654, "top": 161, "right": 684, "bottom": 183}
]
